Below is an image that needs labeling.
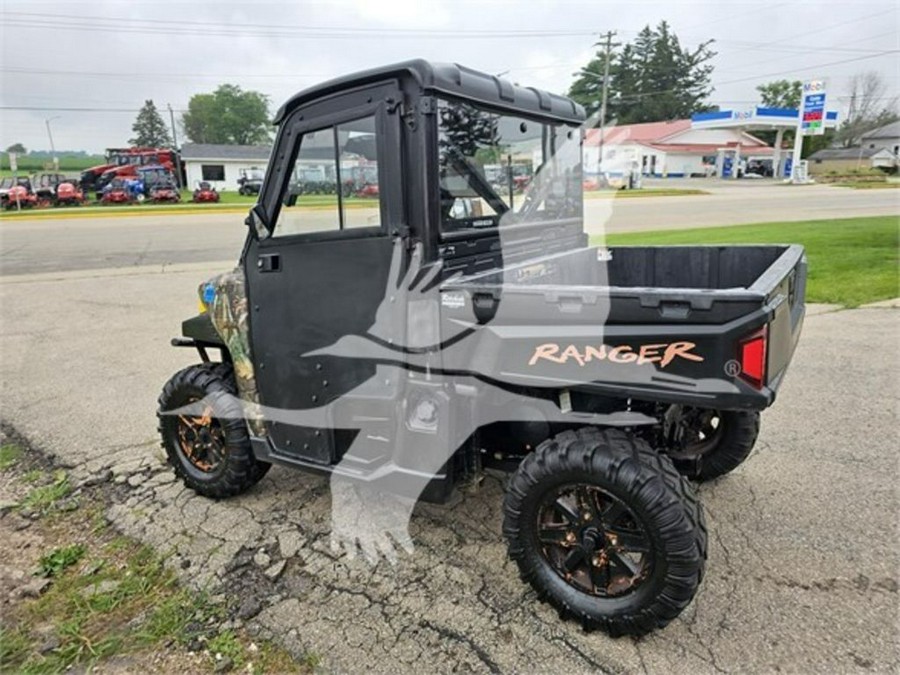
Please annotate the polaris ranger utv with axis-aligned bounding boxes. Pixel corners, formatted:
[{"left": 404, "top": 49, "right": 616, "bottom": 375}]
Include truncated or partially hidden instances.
[{"left": 158, "top": 61, "right": 806, "bottom": 636}]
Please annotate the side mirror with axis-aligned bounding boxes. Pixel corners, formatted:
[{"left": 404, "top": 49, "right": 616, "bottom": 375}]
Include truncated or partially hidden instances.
[{"left": 245, "top": 204, "right": 270, "bottom": 241}]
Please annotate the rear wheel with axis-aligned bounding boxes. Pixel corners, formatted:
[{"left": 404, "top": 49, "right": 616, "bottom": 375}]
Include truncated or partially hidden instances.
[
  {"left": 503, "top": 427, "right": 706, "bottom": 637},
  {"left": 667, "top": 409, "right": 760, "bottom": 481},
  {"left": 158, "top": 363, "right": 269, "bottom": 498}
]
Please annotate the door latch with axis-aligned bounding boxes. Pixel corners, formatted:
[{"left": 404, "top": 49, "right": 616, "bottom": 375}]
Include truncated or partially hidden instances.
[{"left": 257, "top": 253, "right": 281, "bottom": 273}]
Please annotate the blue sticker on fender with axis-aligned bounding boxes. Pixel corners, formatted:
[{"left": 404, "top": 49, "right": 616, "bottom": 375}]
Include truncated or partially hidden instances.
[{"left": 203, "top": 283, "right": 216, "bottom": 304}]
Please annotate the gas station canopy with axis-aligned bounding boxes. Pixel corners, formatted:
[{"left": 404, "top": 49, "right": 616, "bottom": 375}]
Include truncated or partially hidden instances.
[
  {"left": 690, "top": 106, "right": 839, "bottom": 179},
  {"left": 691, "top": 106, "right": 838, "bottom": 131}
]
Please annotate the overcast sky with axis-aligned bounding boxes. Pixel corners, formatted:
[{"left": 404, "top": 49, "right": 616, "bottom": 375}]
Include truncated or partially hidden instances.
[{"left": 1, "top": 0, "right": 897, "bottom": 153}]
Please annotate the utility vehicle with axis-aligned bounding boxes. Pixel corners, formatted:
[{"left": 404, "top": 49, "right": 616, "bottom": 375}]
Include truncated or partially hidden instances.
[
  {"left": 238, "top": 168, "right": 265, "bottom": 196},
  {"left": 158, "top": 61, "right": 806, "bottom": 636}
]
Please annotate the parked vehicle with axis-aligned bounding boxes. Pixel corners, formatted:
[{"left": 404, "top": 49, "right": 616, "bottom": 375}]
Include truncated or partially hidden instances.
[
  {"left": 158, "top": 61, "right": 806, "bottom": 637},
  {"left": 149, "top": 178, "right": 181, "bottom": 203},
  {"left": 0, "top": 177, "right": 31, "bottom": 208},
  {"left": 2, "top": 184, "right": 42, "bottom": 210},
  {"left": 341, "top": 165, "right": 379, "bottom": 198},
  {"left": 237, "top": 168, "right": 265, "bottom": 196},
  {"left": 54, "top": 182, "right": 85, "bottom": 206},
  {"left": 137, "top": 165, "right": 176, "bottom": 192},
  {"left": 191, "top": 181, "right": 220, "bottom": 203},
  {"left": 33, "top": 173, "right": 71, "bottom": 202},
  {"left": 100, "top": 178, "right": 137, "bottom": 205},
  {"left": 745, "top": 159, "right": 774, "bottom": 178},
  {"left": 82, "top": 147, "right": 181, "bottom": 199}
]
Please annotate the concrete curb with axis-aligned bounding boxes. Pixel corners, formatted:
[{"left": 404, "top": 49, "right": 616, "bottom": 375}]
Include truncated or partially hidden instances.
[
  {"left": 0, "top": 260, "right": 234, "bottom": 284},
  {"left": 859, "top": 298, "right": 900, "bottom": 309}
]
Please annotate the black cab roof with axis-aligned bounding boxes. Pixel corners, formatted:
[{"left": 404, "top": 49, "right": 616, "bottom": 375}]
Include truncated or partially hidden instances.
[{"left": 274, "top": 59, "right": 586, "bottom": 126}]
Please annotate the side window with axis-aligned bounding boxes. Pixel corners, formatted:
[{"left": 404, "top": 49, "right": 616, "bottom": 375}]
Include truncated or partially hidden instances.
[{"left": 274, "top": 115, "right": 381, "bottom": 238}]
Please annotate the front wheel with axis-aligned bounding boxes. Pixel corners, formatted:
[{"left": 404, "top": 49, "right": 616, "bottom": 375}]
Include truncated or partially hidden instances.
[
  {"left": 158, "top": 363, "right": 269, "bottom": 498},
  {"left": 503, "top": 427, "right": 707, "bottom": 637}
]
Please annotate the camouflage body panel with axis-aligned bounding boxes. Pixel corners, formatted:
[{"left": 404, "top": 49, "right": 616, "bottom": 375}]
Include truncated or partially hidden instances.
[{"left": 199, "top": 268, "right": 267, "bottom": 437}]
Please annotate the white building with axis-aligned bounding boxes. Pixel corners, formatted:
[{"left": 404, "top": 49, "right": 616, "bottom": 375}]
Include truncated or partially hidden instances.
[
  {"left": 584, "top": 120, "right": 774, "bottom": 179},
  {"left": 181, "top": 143, "right": 272, "bottom": 191},
  {"left": 859, "top": 121, "right": 900, "bottom": 170}
]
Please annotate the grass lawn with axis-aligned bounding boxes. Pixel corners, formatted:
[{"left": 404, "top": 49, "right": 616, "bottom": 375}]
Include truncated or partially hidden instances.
[
  {"left": 599, "top": 216, "right": 899, "bottom": 307},
  {"left": 585, "top": 188, "right": 708, "bottom": 199},
  {"left": 0, "top": 442, "right": 307, "bottom": 674},
  {"left": 0, "top": 158, "right": 105, "bottom": 176},
  {"left": 0, "top": 191, "right": 379, "bottom": 219},
  {"left": 834, "top": 181, "right": 900, "bottom": 190}
]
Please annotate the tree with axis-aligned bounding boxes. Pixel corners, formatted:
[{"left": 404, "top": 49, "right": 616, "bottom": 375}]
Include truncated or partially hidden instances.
[
  {"left": 438, "top": 101, "right": 500, "bottom": 160},
  {"left": 130, "top": 100, "right": 172, "bottom": 147},
  {"left": 568, "top": 22, "right": 716, "bottom": 124},
  {"left": 834, "top": 71, "right": 899, "bottom": 148},
  {"left": 182, "top": 85, "right": 271, "bottom": 145},
  {"left": 756, "top": 80, "right": 802, "bottom": 109},
  {"left": 5, "top": 142, "right": 26, "bottom": 154}
]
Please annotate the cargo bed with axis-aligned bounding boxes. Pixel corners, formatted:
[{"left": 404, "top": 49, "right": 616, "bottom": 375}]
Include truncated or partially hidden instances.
[{"left": 440, "top": 244, "right": 806, "bottom": 410}]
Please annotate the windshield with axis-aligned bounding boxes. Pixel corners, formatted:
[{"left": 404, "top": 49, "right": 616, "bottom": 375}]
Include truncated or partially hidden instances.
[{"left": 437, "top": 98, "right": 582, "bottom": 231}]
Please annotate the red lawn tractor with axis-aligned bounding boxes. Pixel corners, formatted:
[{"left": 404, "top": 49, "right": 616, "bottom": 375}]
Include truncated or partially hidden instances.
[
  {"left": 191, "top": 181, "right": 220, "bottom": 203},
  {"left": 100, "top": 178, "right": 135, "bottom": 205},
  {"left": 149, "top": 180, "right": 181, "bottom": 204},
  {"left": 55, "top": 182, "right": 85, "bottom": 206},
  {"left": 3, "top": 185, "right": 44, "bottom": 210}
]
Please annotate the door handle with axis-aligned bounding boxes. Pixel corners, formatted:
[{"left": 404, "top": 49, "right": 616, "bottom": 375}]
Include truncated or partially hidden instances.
[{"left": 257, "top": 253, "right": 281, "bottom": 273}]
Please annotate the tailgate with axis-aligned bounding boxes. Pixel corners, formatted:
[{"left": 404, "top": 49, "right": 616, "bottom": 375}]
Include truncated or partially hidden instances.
[{"left": 753, "top": 244, "right": 806, "bottom": 391}]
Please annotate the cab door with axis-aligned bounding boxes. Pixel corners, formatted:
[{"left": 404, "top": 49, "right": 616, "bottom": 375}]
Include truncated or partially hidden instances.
[{"left": 243, "top": 82, "right": 404, "bottom": 464}]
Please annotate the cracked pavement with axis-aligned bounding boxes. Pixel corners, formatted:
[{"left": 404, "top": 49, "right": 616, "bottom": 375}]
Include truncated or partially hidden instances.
[{"left": 1, "top": 258, "right": 898, "bottom": 673}]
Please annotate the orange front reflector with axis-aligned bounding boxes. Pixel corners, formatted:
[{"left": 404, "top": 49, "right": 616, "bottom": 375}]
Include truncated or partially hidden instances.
[{"left": 739, "top": 327, "right": 767, "bottom": 389}]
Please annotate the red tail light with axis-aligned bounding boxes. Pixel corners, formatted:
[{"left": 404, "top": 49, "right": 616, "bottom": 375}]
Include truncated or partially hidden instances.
[{"left": 738, "top": 326, "right": 767, "bottom": 389}]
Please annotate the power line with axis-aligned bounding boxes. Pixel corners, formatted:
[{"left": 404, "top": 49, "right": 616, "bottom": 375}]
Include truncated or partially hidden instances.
[
  {"left": 677, "top": 2, "right": 791, "bottom": 33},
  {"left": 498, "top": 26, "right": 897, "bottom": 81},
  {"left": 697, "top": 6, "right": 898, "bottom": 57},
  {"left": 712, "top": 29, "right": 899, "bottom": 75},
  {"left": 0, "top": 10, "right": 599, "bottom": 35},
  {"left": 0, "top": 14, "right": 597, "bottom": 39},
  {"left": 0, "top": 66, "right": 329, "bottom": 81},
  {"left": 0, "top": 106, "right": 188, "bottom": 113},
  {"left": 715, "top": 49, "right": 900, "bottom": 87}
]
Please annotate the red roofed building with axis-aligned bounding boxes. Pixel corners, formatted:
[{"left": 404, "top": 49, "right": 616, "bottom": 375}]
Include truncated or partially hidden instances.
[{"left": 584, "top": 119, "right": 774, "bottom": 179}]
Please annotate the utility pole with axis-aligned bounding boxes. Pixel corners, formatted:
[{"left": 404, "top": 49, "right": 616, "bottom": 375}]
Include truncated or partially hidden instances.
[
  {"left": 167, "top": 103, "right": 182, "bottom": 190},
  {"left": 45, "top": 116, "right": 60, "bottom": 171},
  {"left": 595, "top": 30, "right": 619, "bottom": 174}
]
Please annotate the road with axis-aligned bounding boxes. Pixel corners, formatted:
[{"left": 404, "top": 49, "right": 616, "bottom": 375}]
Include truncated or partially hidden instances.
[
  {"left": 1, "top": 182, "right": 897, "bottom": 276},
  {"left": 0, "top": 182, "right": 898, "bottom": 672}
]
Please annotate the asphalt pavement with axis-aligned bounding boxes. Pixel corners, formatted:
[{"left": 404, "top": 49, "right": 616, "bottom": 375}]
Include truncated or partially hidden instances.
[
  {"left": 1, "top": 181, "right": 897, "bottom": 276},
  {"left": 0, "top": 182, "right": 898, "bottom": 673}
]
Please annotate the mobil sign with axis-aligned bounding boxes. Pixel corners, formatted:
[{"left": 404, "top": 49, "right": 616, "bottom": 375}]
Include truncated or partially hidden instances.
[{"left": 801, "top": 79, "right": 827, "bottom": 136}]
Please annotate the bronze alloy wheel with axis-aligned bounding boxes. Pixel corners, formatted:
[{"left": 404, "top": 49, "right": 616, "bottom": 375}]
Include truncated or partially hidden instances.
[
  {"left": 536, "top": 484, "right": 653, "bottom": 598},
  {"left": 175, "top": 398, "right": 227, "bottom": 473}
]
